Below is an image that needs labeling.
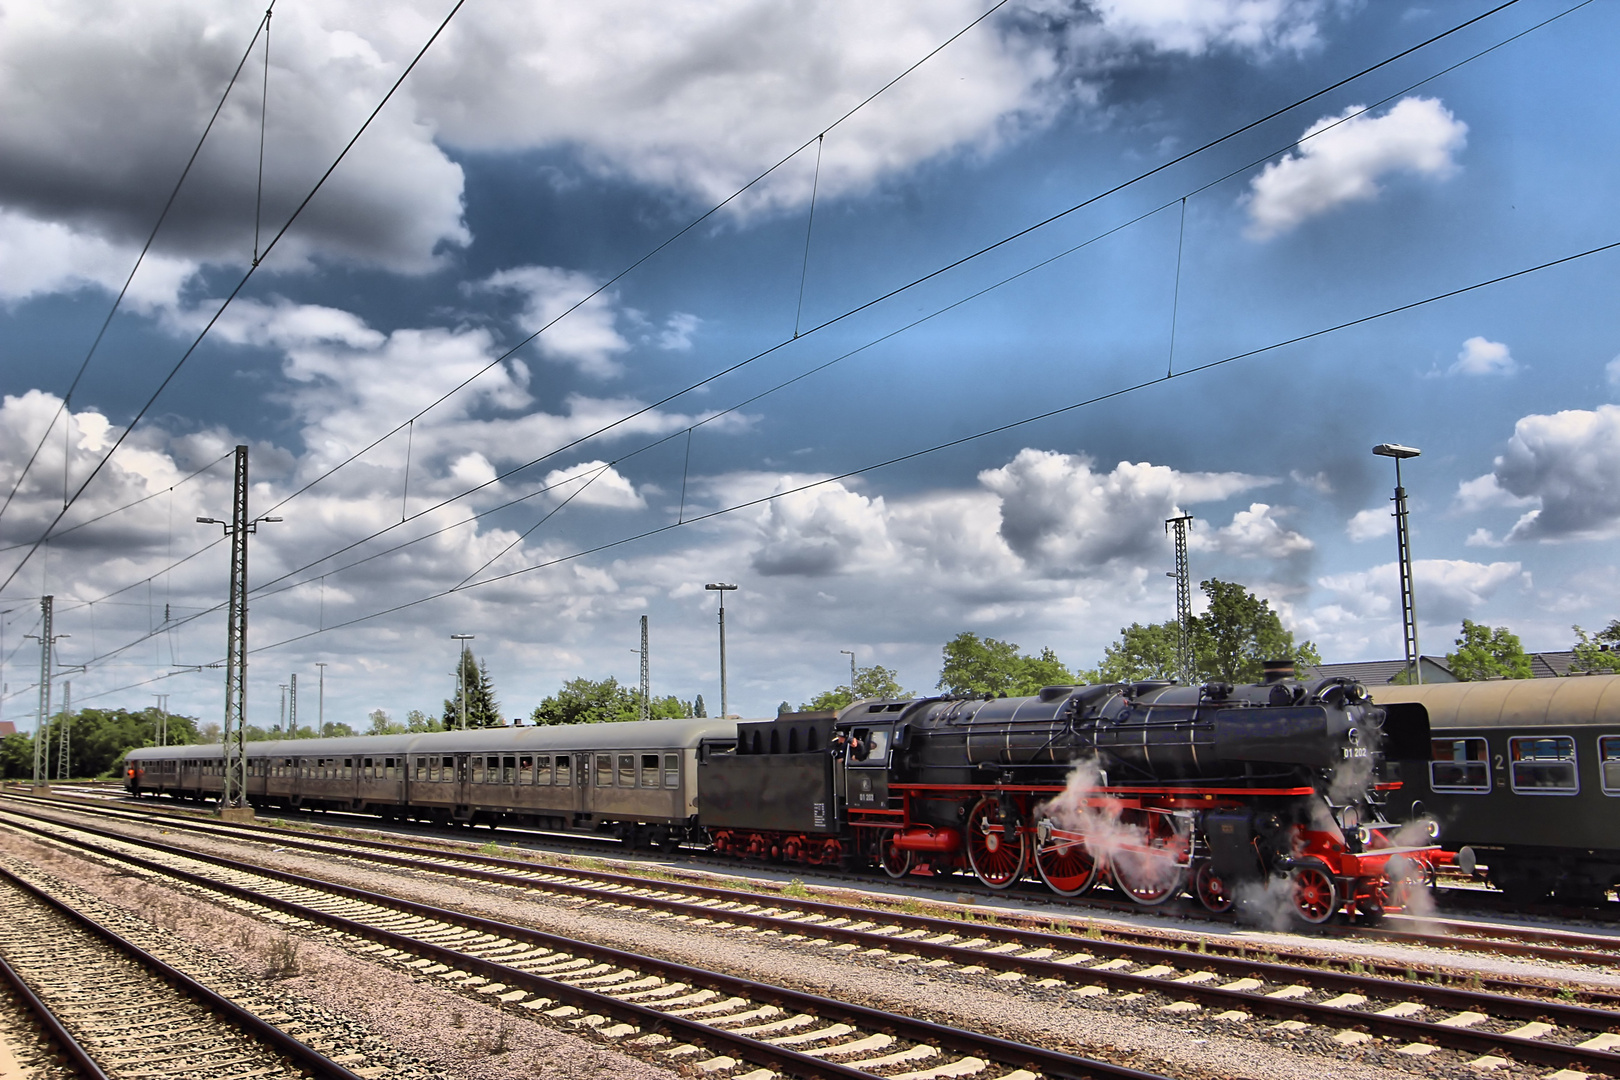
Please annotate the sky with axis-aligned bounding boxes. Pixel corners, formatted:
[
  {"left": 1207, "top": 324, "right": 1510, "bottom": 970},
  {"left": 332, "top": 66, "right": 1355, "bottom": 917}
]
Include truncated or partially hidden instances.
[{"left": 1, "top": 0, "right": 1618, "bottom": 730}]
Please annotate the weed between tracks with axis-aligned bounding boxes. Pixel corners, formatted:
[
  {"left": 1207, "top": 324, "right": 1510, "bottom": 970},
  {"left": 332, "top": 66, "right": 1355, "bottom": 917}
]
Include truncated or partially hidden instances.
[{"left": 263, "top": 933, "right": 302, "bottom": 978}]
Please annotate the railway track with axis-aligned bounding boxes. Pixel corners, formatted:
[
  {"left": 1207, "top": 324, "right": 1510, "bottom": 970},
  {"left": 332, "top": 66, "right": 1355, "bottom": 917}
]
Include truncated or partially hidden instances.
[
  {"left": 21, "top": 790, "right": 1620, "bottom": 975},
  {"left": 0, "top": 859, "right": 367, "bottom": 1080},
  {"left": 3, "top": 802, "right": 1619, "bottom": 1077},
  {"left": 0, "top": 808, "right": 1171, "bottom": 1080}
]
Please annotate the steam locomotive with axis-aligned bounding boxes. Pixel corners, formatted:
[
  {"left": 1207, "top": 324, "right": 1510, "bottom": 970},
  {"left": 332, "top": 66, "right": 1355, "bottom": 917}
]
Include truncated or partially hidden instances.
[
  {"left": 125, "top": 665, "right": 1436, "bottom": 925},
  {"left": 704, "top": 663, "right": 1438, "bottom": 924}
]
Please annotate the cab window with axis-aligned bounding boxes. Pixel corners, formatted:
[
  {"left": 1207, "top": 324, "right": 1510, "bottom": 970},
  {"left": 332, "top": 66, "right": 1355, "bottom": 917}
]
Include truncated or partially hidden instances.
[
  {"left": 848, "top": 726, "right": 891, "bottom": 765},
  {"left": 1509, "top": 736, "right": 1578, "bottom": 794},
  {"left": 1430, "top": 737, "right": 1490, "bottom": 793}
]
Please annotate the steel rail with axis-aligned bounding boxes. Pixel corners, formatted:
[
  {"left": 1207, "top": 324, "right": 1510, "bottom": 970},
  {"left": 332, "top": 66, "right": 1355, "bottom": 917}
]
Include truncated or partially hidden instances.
[
  {"left": 33, "top": 793, "right": 1620, "bottom": 1005},
  {"left": 8, "top": 810, "right": 1620, "bottom": 1077},
  {"left": 0, "top": 814, "right": 1170, "bottom": 1080},
  {"left": 0, "top": 949, "right": 113, "bottom": 1080},
  {"left": 0, "top": 862, "right": 368, "bottom": 1080}
]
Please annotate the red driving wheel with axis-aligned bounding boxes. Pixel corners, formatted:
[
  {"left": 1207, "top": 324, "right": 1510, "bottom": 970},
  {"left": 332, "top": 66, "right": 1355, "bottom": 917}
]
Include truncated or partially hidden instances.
[{"left": 966, "top": 796, "right": 1027, "bottom": 889}]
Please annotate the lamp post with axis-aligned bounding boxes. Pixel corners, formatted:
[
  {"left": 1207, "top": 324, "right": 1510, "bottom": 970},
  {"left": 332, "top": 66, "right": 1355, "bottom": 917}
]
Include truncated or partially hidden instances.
[
  {"left": 315, "top": 662, "right": 327, "bottom": 734},
  {"left": 705, "top": 584, "right": 738, "bottom": 719},
  {"left": 1373, "top": 443, "right": 1422, "bottom": 685},
  {"left": 451, "top": 634, "right": 475, "bottom": 729},
  {"left": 840, "top": 649, "right": 856, "bottom": 696}
]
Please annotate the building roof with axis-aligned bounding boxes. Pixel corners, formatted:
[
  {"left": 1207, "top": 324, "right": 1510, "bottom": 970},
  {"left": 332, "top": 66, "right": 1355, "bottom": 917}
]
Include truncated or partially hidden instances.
[
  {"left": 0, "top": 721, "right": 14, "bottom": 737},
  {"left": 1308, "top": 656, "right": 1457, "bottom": 685}
]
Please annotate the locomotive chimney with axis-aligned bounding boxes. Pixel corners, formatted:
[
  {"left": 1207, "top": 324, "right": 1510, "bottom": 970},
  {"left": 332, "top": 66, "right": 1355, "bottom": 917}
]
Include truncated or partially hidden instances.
[{"left": 1262, "top": 659, "right": 1294, "bottom": 684}]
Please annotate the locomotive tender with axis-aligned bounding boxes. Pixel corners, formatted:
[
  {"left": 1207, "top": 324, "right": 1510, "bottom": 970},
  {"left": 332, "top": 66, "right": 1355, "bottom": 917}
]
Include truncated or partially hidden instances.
[{"left": 126, "top": 665, "right": 1432, "bottom": 924}]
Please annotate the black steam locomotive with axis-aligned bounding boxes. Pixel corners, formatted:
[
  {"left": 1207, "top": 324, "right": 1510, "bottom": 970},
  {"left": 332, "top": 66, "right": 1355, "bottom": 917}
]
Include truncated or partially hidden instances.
[{"left": 703, "top": 665, "right": 1437, "bottom": 923}]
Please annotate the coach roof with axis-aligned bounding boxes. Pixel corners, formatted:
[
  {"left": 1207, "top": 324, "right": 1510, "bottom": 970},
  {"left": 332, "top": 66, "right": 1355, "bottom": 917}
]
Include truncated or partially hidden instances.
[{"left": 125, "top": 716, "right": 740, "bottom": 761}]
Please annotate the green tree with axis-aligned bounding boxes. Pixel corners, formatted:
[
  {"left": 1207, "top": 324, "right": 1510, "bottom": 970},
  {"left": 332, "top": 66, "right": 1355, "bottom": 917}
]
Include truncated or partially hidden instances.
[
  {"left": 321, "top": 722, "right": 356, "bottom": 737},
  {"left": 1572, "top": 620, "right": 1620, "bottom": 674},
  {"left": 404, "top": 709, "right": 443, "bottom": 732},
  {"left": 28, "top": 706, "right": 204, "bottom": 780},
  {"left": 367, "top": 709, "right": 407, "bottom": 735},
  {"left": 937, "top": 633, "right": 1076, "bottom": 697},
  {"left": 694, "top": 694, "right": 708, "bottom": 718},
  {"left": 802, "top": 664, "right": 909, "bottom": 711},
  {"left": 442, "top": 653, "right": 503, "bottom": 728},
  {"left": 1086, "top": 621, "right": 1182, "bottom": 683},
  {"left": 1447, "top": 619, "right": 1532, "bottom": 681},
  {"left": 531, "top": 677, "right": 640, "bottom": 726},
  {"left": 1192, "top": 579, "right": 1320, "bottom": 684},
  {"left": 645, "top": 694, "right": 693, "bottom": 720}
]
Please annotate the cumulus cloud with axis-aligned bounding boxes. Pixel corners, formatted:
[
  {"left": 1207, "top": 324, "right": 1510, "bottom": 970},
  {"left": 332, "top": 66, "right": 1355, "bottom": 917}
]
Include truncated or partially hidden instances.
[
  {"left": 750, "top": 480, "right": 893, "bottom": 576},
  {"left": 1345, "top": 507, "right": 1392, "bottom": 542},
  {"left": 1318, "top": 558, "right": 1527, "bottom": 626},
  {"left": 0, "top": 0, "right": 1338, "bottom": 298},
  {"left": 1196, "top": 502, "right": 1312, "bottom": 558},
  {"left": 978, "top": 449, "right": 1270, "bottom": 575},
  {"left": 483, "top": 266, "right": 632, "bottom": 378},
  {"left": 1491, "top": 405, "right": 1620, "bottom": 541},
  {"left": 1452, "top": 473, "right": 1535, "bottom": 514},
  {"left": 1448, "top": 336, "right": 1517, "bottom": 377},
  {"left": 0, "top": 1, "right": 469, "bottom": 276},
  {"left": 541, "top": 461, "right": 646, "bottom": 510},
  {"left": 0, "top": 209, "right": 196, "bottom": 308},
  {"left": 1244, "top": 96, "right": 1467, "bottom": 239}
]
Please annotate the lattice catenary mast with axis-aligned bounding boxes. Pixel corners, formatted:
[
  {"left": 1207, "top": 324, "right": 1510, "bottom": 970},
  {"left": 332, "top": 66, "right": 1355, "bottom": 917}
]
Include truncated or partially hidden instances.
[{"left": 1165, "top": 515, "right": 1194, "bottom": 684}]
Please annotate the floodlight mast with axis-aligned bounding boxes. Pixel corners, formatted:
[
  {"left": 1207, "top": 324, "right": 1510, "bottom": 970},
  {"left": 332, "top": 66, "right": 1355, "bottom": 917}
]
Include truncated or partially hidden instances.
[
  {"left": 705, "top": 584, "right": 738, "bottom": 719},
  {"left": 1373, "top": 443, "right": 1422, "bottom": 684}
]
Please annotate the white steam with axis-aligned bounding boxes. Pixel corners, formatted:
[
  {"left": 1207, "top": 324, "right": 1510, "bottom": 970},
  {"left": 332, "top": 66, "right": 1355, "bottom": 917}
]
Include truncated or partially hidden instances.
[{"left": 1038, "top": 759, "right": 1187, "bottom": 899}]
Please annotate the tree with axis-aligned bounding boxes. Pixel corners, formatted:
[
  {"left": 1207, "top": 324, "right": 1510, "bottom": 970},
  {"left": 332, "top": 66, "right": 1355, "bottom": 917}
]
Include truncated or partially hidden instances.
[
  {"left": 1085, "top": 621, "right": 1181, "bottom": 683},
  {"left": 937, "top": 633, "right": 1076, "bottom": 697},
  {"left": 321, "top": 722, "right": 356, "bottom": 737},
  {"left": 367, "top": 709, "right": 406, "bottom": 735},
  {"left": 404, "top": 709, "right": 443, "bottom": 732},
  {"left": 801, "top": 664, "right": 909, "bottom": 711},
  {"left": 1192, "top": 579, "right": 1320, "bottom": 684},
  {"left": 11, "top": 707, "right": 203, "bottom": 780},
  {"left": 1572, "top": 620, "right": 1620, "bottom": 675},
  {"left": 694, "top": 694, "right": 708, "bottom": 718},
  {"left": 645, "top": 694, "right": 693, "bottom": 720},
  {"left": 531, "top": 677, "right": 639, "bottom": 726},
  {"left": 442, "top": 652, "right": 503, "bottom": 728},
  {"left": 1447, "top": 619, "right": 1532, "bottom": 681}
]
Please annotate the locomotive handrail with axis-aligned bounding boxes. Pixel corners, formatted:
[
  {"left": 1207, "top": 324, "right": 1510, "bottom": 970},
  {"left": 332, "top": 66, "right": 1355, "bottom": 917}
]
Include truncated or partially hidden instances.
[{"left": 888, "top": 781, "right": 1318, "bottom": 796}]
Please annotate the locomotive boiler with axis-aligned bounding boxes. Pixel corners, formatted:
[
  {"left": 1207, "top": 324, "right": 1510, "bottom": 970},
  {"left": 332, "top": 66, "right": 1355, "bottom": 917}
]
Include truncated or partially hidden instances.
[{"left": 700, "top": 665, "right": 1437, "bottom": 923}]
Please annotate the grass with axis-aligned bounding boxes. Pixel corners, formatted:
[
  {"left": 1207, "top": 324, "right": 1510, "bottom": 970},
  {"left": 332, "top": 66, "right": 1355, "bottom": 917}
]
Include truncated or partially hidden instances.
[{"left": 262, "top": 934, "right": 302, "bottom": 978}]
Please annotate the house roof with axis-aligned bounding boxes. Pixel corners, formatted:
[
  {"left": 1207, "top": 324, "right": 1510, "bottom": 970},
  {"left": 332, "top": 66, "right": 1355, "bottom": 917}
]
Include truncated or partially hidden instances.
[{"left": 1308, "top": 656, "right": 1456, "bottom": 685}]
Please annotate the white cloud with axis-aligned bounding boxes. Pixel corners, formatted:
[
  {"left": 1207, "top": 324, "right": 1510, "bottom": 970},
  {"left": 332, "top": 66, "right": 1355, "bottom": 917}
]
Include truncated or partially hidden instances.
[
  {"left": 1290, "top": 468, "right": 1333, "bottom": 494},
  {"left": 1318, "top": 558, "right": 1527, "bottom": 626},
  {"left": 1345, "top": 507, "right": 1392, "bottom": 542},
  {"left": 750, "top": 479, "right": 894, "bottom": 577},
  {"left": 0, "top": 0, "right": 1337, "bottom": 295},
  {"left": 483, "top": 266, "right": 632, "bottom": 378},
  {"left": 1465, "top": 528, "right": 1500, "bottom": 548},
  {"left": 1452, "top": 472, "right": 1535, "bottom": 514},
  {"left": 1244, "top": 96, "right": 1467, "bottom": 239},
  {"left": 1448, "top": 336, "right": 1517, "bottom": 377},
  {"left": 541, "top": 461, "right": 646, "bottom": 510},
  {"left": 1493, "top": 404, "right": 1620, "bottom": 541},
  {"left": 657, "top": 313, "right": 701, "bottom": 352},
  {"left": 1196, "top": 502, "right": 1312, "bottom": 558},
  {"left": 977, "top": 449, "right": 1271, "bottom": 575},
  {"left": 0, "top": 208, "right": 196, "bottom": 308}
]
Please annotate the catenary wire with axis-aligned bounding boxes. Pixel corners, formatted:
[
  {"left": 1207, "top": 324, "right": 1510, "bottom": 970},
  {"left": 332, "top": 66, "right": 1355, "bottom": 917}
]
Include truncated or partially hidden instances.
[
  {"left": 0, "top": 6, "right": 274, "bottom": 537},
  {"left": 58, "top": 0, "right": 1580, "bottom": 673},
  {"left": 0, "top": 452, "right": 232, "bottom": 555},
  {"left": 67, "top": 231, "right": 1620, "bottom": 703},
  {"left": 0, "top": 0, "right": 469, "bottom": 597},
  {"left": 228, "top": 0, "right": 1561, "bottom": 611}
]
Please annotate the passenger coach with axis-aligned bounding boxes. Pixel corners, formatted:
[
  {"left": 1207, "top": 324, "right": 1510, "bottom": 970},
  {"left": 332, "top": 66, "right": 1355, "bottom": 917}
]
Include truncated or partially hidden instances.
[
  {"left": 1376, "top": 674, "right": 1620, "bottom": 903},
  {"left": 124, "top": 717, "right": 736, "bottom": 848}
]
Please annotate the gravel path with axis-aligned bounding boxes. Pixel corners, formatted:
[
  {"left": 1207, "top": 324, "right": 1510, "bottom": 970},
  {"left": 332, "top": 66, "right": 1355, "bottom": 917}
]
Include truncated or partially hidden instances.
[{"left": 1, "top": 811, "right": 1517, "bottom": 1080}]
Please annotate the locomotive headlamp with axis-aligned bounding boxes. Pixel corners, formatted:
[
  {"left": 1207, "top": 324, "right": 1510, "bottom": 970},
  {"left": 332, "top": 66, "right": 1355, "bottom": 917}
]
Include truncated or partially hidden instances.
[
  {"left": 1355, "top": 826, "right": 1373, "bottom": 846},
  {"left": 1425, "top": 819, "right": 1441, "bottom": 840}
]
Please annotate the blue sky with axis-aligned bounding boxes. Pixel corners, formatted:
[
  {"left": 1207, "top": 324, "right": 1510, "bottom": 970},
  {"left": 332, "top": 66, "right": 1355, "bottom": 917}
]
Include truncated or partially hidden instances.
[{"left": 1, "top": 0, "right": 1617, "bottom": 728}]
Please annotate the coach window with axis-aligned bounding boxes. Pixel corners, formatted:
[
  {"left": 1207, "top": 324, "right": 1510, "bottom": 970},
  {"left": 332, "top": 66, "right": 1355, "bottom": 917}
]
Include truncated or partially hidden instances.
[
  {"left": 663, "top": 753, "right": 679, "bottom": 788},
  {"left": 1508, "top": 736, "right": 1579, "bottom": 794},
  {"left": 502, "top": 756, "right": 516, "bottom": 783},
  {"left": 536, "top": 756, "right": 551, "bottom": 784},
  {"left": 556, "top": 756, "right": 571, "bottom": 786},
  {"left": 596, "top": 754, "right": 613, "bottom": 786},
  {"left": 487, "top": 756, "right": 501, "bottom": 782},
  {"left": 472, "top": 757, "right": 486, "bottom": 784},
  {"left": 1430, "top": 738, "right": 1490, "bottom": 793},
  {"left": 640, "top": 754, "right": 659, "bottom": 787},
  {"left": 362, "top": 758, "right": 373, "bottom": 779},
  {"left": 618, "top": 754, "right": 636, "bottom": 787},
  {"left": 1599, "top": 736, "right": 1620, "bottom": 796},
  {"left": 519, "top": 756, "right": 534, "bottom": 784}
]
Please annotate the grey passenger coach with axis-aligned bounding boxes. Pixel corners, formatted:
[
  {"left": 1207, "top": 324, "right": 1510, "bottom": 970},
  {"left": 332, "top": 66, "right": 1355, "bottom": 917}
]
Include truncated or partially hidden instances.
[{"left": 125, "top": 717, "right": 736, "bottom": 849}]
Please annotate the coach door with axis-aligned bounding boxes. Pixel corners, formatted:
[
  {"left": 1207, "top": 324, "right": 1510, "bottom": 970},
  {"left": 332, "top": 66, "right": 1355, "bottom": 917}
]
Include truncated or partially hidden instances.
[{"left": 452, "top": 753, "right": 472, "bottom": 815}]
